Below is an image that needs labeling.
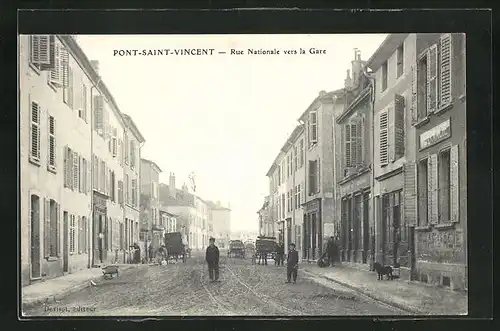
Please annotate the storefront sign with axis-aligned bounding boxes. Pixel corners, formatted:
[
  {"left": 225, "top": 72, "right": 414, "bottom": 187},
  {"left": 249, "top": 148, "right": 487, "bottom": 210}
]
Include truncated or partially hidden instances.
[
  {"left": 419, "top": 119, "right": 451, "bottom": 150},
  {"left": 305, "top": 199, "right": 320, "bottom": 213}
]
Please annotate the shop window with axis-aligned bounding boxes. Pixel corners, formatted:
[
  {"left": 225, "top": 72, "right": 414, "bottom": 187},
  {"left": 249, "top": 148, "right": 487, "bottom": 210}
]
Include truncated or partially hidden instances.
[
  {"left": 418, "top": 158, "right": 429, "bottom": 225},
  {"left": 442, "top": 276, "right": 451, "bottom": 287}
]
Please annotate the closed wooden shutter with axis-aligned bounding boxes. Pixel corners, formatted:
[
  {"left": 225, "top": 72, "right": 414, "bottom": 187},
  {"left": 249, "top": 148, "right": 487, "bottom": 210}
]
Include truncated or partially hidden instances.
[
  {"left": 344, "top": 124, "right": 351, "bottom": 167},
  {"left": 394, "top": 94, "right": 405, "bottom": 159},
  {"left": 87, "top": 158, "right": 92, "bottom": 194},
  {"left": 30, "top": 99, "right": 41, "bottom": 161},
  {"left": 74, "top": 71, "right": 82, "bottom": 112},
  {"left": 68, "top": 148, "right": 74, "bottom": 189},
  {"left": 309, "top": 111, "right": 318, "bottom": 143},
  {"left": 78, "top": 156, "right": 83, "bottom": 193},
  {"left": 61, "top": 46, "right": 69, "bottom": 87},
  {"left": 379, "top": 111, "right": 389, "bottom": 166},
  {"left": 43, "top": 197, "right": 50, "bottom": 257},
  {"left": 130, "top": 140, "right": 136, "bottom": 168},
  {"left": 350, "top": 123, "right": 358, "bottom": 166},
  {"left": 55, "top": 202, "right": 60, "bottom": 256},
  {"left": 48, "top": 115, "right": 56, "bottom": 168},
  {"left": 30, "top": 35, "right": 51, "bottom": 65},
  {"left": 49, "top": 42, "right": 63, "bottom": 86},
  {"left": 317, "top": 159, "right": 321, "bottom": 193},
  {"left": 403, "top": 162, "right": 418, "bottom": 226},
  {"left": 440, "top": 33, "right": 453, "bottom": 107},
  {"left": 94, "top": 95, "right": 104, "bottom": 134},
  {"left": 387, "top": 106, "right": 396, "bottom": 162},
  {"left": 82, "top": 84, "right": 88, "bottom": 122},
  {"left": 427, "top": 154, "right": 438, "bottom": 224},
  {"left": 68, "top": 67, "right": 74, "bottom": 108},
  {"left": 356, "top": 117, "right": 364, "bottom": 166},
  {"left": 450, "top": 145, "right": 459, "bottom": 223},
  {"left": 411, "top": 65, "right": 418, "bottom": 124},
  {"left": 73, "top": 151, "right": 79, "bottom": 191},
  {"left": 426, "top": 44, "right": 438, "bottom": 113}
]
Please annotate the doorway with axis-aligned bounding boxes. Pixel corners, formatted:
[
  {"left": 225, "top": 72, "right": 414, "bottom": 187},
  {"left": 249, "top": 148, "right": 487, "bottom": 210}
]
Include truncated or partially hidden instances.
[
  {"left": 409, "top": 226, "right": 417, "bottom": 280},
  {"left": 63, "top": 212, "right": 69, "bottom": 272},
  {"left": 362, "top": 193, "right": 370, "bottom": 264},
  {"left": 311, "top": 214, "right": 317, "bottom": 260},
  {"left": 30, "top": 195, "right": 41, "bottom": 279}
]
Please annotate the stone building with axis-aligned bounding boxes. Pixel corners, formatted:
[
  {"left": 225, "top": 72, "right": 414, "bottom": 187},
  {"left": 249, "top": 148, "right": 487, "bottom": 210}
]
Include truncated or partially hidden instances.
[{"left": 139, "top": 158, "right": 162, "bottom": 254}]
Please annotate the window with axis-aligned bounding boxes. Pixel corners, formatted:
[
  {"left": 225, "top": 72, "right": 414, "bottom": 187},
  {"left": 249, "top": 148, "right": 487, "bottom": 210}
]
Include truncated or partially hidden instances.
[
  {"left": 69, "top": 214, "right": 76, "bottom": 254},
  {"left": 308, "top": 160, "right": 319, "bottom": 195},
  {"left": 439, "top": 34, "right": 453, "bottom": 107},
  {"left": 281, "top": 194, "right": 285, "bottom": 219},
  {"left": 125, "top": 174, "right": 129, "bottom": 204},
  {"left": 82, "top": 216, "right": 87, "bottom": 252},
  {"left": 73, "top": 151, "right": 79, "bottom": 191},
  {"left": 130, "top": 140, "right": 136, "bottom": 169},
  {"left": 29, "top": 35, "right": 52, "bottom": 70},
  {"left": 78, "top": 216, "right": 83, "bottom": 254},
  {"left": 63, "top": 66, "right": 74, "bottom": 108},
  {"left": 120, "top": 222, "right": 124, "bottom": 250},
  {"left": 309, "top": 111, "right": 318, "bottom": 144},
  {"left": 47, "top": 115, "right": 56, "bottom": 170},
  {"left": 100, "top": 160, "right": 105, "bottom": 194},
  {"left": 81, "top": 158, "right": 87, "bottom": 194},
  {"left": 427, "top": 44, "right": 438, "bottom": 113},
  {"left": 93, "top": 95, "right": 104, "bottom": 135},
  {"left": 293, "top": 145, "right": 298, "bottom": 171},
  {"left": 111, "top": 171, "right": 116, "bottom": 202},
  {"left": 81, "top": 84, "right": 88, "bottom": 122},
  {"left": 427, "top": 154, "right": 439, "bottom": 224},
  {"left": 343, "top": 117, "right": 364, "bottom": 172},
  {"left": 92, "top": 155, "right": 98, "bottom": 190},
  {"left": 44, "top": 198, "right": 59, "bottom": 258},
  {"left": 287, "top": 154, "right": 292, "bottom": 178},
  {"left": 124, "top": 132, "right": 129, "bottom": 165},
  {"left": 118, "top": 180, "right": 124, "bottom": 205},
  {"left": 299, "top": 139, "right": 304, "bottom": 167},
  {"left": 29, "top": 100, "right": 41, "bottom": 163},
  {"left": 381, "top": 61, "right": 388, "bottom": 91},
  {"left": 64, "top": 147, "right": 74, "bottom": 189},
  {"left": 397, "top": 44, "right": 404, "bottom": 78},
  {"left": 394, "top": 94, "right": 405, "bottom": 159},
  {"left": 111, "top": 128, "right": 118, "bottom": 157},
  {"left": 416, "top": 55, "right": 428, "bottom": 121},
  {"left": 132, "top": 179, "right": 137, "bottom": 206},
  {"left": 438, "top": 149, "right": 451, "bottom": 222},
  {"left": 379, "top": 111, "right": 389, "bottom": 166}
]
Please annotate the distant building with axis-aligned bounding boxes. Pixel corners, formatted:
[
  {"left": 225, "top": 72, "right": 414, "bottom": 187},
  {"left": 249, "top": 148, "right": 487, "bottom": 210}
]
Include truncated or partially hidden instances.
[
  {"left": 206, "top": 201, "right": 231, "bottom": 249},
  {"left": 257, "top": 196, "right": 273, "bottom": 237},
  {"left": 139, "top": 158, "right": 162, "bottom": 253},
  {"left": 159, "top": 209, "right": 178, "bottom": 234}
]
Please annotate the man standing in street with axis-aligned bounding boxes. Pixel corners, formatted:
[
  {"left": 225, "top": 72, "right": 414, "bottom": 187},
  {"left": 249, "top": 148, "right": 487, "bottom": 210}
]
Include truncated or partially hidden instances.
[
  {"left": 275, "top": 241, "right": 285, "bottom": 266},
  {"left": 205, "top": 237, "right": 220, "bottom": 282},
  {"left": 326, "top": 236, "right": 337, "bottom": 267},
  {"left": 286, "top": 243, "right": 299, "bottom": 284}
]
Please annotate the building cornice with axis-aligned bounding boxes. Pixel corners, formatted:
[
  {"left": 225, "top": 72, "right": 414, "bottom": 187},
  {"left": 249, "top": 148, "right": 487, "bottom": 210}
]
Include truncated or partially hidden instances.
[
  {"left": 365, "top": 33, "right": 409, "bottom": 71},
  {"left": 122, "top": 114, "right": 146, "bottom": 143},
  {"left": 141, "top": 158, "right": 162, "bottom": 173},
  {"left": 336, "top": 85, "right": 371, "bottom": 124}
]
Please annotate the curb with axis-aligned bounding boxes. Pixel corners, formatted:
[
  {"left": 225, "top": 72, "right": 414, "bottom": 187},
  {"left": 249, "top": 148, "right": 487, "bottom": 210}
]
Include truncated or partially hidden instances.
[
  {"left": 22, "top": 265, "right": 137, "bottom": 311},
  {"left": 301, "top": 269, "right": 423, "bottom": 315}
]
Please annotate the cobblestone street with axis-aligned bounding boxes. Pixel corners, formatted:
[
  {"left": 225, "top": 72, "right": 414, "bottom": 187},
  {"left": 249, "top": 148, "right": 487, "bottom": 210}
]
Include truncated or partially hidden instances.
[{"left": 22, "top": 253, "right": 403, "bottom": 316}]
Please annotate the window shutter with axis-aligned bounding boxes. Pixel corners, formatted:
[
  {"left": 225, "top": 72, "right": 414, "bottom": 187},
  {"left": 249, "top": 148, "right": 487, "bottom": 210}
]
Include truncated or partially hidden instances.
[
  {"left": 403, "top": 162, "right": 418, "bottom": 226},
  {"left": 387, "top": 106, "right": 396, "bottom": 162},
  {"left": 74, "top": 73, "right": 82, "bottom": 112},
  {"left": 63, "top": 146, "right": 68, "bottom": 187},
  {"left": 30, "top": 35, "right": 52, "bottom": 65},
  {"left": 394, "top": 94, "right": 405, "bottom": 159},
  {"left": 30, "top": 99, "right": 41, "bottom": 161},
  {"left": 82, "top": 84, "right": 88, "bottom": 122},
  {"left": 68, "top": 148, "right": 74, "bottom": 189},
  {"left": 309, "top": 111, "right": 318, "bottom": 143},
  {"left": 344, "top": 124, "right": 351, "bottom": 167},
  {"left": 43, "top": 197, "right": 50, "bottom": 257},
  {"left": 356, "top": 117, "right": 364, "bottom": 166},
  {"left": 68, "top": 67, "right": 74, "bottom": 108},
  {"left": 124, "top": 133, "right": 129, "bottom": 165},
  {"left": 55, "top": 202, "right": 60, "bottom": 256},
  {"left": 427, "top": 154, "right": 438, "bottom": 224},
  {"left": 78, "top": 156, "right": 82, "bottom": 193},
  {"left": 61, "top": 47, "right": 69, "bottom": 87},
  {"left": 426, "top": 44, "right": 438, "bottom": 114},
  {"left": 316, "top": 159, "right": 320, "bottom": 193},
  {"left": 87, "top": 159, "right": 92, "bottom": 194},
  {"left": 112, "top": 128, "right": 118, "bottom": 157},
  {"left": 450, "top": 145, "right": 459, "bottom": 223},
  {"left": 94, "top": 95, "right": 104, "bottom": 134},
  {"left": 47, "top": 115, "right": 56, "bottom": 168},
  {"left": 379, "top": 111, "right": 389, "bottom": 166},
  {"left": 411, "top": 65, "right": 418, "bottom": 124},
  {"left": 49, "top": 42, "right": 63, "bottom": 86},
  {"left": 73, "top": 151, "right": 79, "bottom": 191},
  {"left": 439, "top": 33, "right": 453, "bottom": 108}
]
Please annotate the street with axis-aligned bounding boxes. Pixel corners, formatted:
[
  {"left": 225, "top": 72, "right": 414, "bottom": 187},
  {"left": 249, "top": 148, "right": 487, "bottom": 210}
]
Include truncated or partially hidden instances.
[{"left": 23, "top": 252, "right": 403, "bottom": 316}]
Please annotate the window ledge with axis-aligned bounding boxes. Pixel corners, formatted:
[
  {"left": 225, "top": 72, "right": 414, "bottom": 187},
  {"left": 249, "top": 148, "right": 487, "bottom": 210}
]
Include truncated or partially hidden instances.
[
  {"left": 435, "top": 222, "right": 455, "bottom": 230},
  {"left": 414, "top": 116, "right": 430, "bottom": 128},
  {"left": 47, "top": 165, "right": 57, "bottom": 174},
  {"left": 29, "top": 63, "right": 41, "bottom": 75},
  {"left": 45, "top": 256, "right": 59, "bottom": 262},
  {"left": 434, "top": 103, "right": 453, "bottom": 115},
  {"left": 415, "top": 225, "right": 432, "bottom": 232},
  {"left": 29, "top": 156, "right": 41, "bottom": 167}
]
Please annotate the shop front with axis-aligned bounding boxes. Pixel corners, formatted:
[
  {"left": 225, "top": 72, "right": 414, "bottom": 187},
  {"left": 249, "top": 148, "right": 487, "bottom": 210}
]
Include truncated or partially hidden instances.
[
  {"left": 303, "top": 198, "right": 322, "bottom": 261},
  {"left": 92, "top": 192, "right": 108, "bottom": 266}
]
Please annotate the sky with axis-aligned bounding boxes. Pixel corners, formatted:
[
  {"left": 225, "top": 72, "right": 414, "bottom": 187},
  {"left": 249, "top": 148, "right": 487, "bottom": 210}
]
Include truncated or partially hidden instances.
[{"left": 76, "top": 34, "right": 387, "bottom": 233}]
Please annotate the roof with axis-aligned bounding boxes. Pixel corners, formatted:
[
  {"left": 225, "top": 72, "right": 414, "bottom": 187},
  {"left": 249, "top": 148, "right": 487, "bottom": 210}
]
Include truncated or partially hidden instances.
[
  {"left": 365, "top": 34, "right": 409, "bottom": 71},
  {"left": 206, "top": 200, "right": 231, "bottom": 211},
  {"left": 297, "top": 89, "right": 345, "bottom": 122},
  {"left": 141, "top": 158, "right": 162, "bottom": 173},
  {"left": 122, "top": 113, "right": 146, "bottom": 143},
  {"left": 336, "top": 85, "right": 372, "bottom": 123}
]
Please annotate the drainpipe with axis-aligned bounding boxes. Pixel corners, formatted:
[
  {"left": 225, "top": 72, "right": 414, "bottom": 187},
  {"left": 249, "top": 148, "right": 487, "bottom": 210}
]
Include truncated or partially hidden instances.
[
  {"left": 361, "top": 64, "right": 376, "bottom": 269},
  {"left": 89, "top": 77, "right": 102, "bottom": 269}
]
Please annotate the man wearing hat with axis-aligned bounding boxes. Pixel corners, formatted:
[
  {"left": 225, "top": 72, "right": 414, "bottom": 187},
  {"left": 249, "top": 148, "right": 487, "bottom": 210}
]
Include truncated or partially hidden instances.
[
  {"left": 205, "top": 237, "right": 220, "bottom": 282},
  {"left": 286, "top": 243, "right": 299, "bottom": 283}
]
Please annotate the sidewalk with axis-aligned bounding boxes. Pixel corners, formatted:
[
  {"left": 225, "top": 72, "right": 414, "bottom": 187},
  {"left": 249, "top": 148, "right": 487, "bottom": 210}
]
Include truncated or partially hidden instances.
[
  {"left": 302, "top": 263, "right": 467, "bottom": 315},
  {"left": 22, "top": 264, "right": 137, "bottom": 309}
]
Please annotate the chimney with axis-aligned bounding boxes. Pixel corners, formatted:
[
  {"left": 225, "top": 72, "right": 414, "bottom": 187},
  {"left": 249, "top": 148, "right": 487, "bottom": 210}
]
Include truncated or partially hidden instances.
[
  {"left": 344, "top": 69, "right": 352, "bottom": 89},
  {"left": 351, "top": 49, "right": 363, "bottom": 87},
  {"left": 318, "top": 90, "right": 327, "bottom": 97},
  {"left": 168, "top": 172, "right": 176, "bottom": 198},
  {"left": 90, "top": 60, "right": 100, "bottom": 74}
]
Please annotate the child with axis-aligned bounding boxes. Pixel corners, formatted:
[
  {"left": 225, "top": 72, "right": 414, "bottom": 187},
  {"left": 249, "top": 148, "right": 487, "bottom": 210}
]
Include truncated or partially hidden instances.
[{"left": 286, "top": 243, "right": 299, "bottom": 284}]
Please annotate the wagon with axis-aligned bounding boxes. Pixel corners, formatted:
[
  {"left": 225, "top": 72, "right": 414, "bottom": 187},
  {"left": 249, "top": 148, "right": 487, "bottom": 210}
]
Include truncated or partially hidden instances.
[
  {"left": 164, "top": 232, "right": 187, "bottom": 263},
  {"left": 255, "top": 236, "right": 277, "bottom": 264},
  {"left": 228, "top": 240, "right": 245, "bottom": 258}
]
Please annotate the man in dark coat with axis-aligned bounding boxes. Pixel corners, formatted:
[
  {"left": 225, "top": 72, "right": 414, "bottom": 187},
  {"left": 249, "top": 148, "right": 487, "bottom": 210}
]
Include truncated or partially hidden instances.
[
  {"left": 275, "top": 241, "right": 285, "bottom": 266},
  {"left": 286, "top": 243, "right": 299, "bottom": 283},
  {"left": 326, "top": 236, "right": 337, "bottom": 267},
  {"left": 205, "top": 237, "right": 220, "bottom": 282}
]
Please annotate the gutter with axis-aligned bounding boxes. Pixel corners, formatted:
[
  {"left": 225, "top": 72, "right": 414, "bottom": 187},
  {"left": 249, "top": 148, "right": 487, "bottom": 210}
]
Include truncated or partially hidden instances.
[
  {"left": 89, "top": 76, "right": 102, "bottom": 269},
  {"left": 361, "top": 64, "right": 376, "bottom": 269}
]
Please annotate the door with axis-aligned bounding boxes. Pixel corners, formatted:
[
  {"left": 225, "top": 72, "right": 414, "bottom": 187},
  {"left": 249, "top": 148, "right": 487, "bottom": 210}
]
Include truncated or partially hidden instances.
[
  {"left": 408, "top": 226, "right": 416, "bottom": 280},
  {"left": 30, "top": 195, "right": 41, "bottom": 279},
  {"left": 362, "top": 193, "right": 370, "bottom": 264},
  {"left": 63, "top": 212, "right": 69, "bottom": 272},
  {"left": 347, "top": 198, "right": 352, "bottom": 261},
  {"left": 311, "top": 214, "right": 316, "bottom": 260}
]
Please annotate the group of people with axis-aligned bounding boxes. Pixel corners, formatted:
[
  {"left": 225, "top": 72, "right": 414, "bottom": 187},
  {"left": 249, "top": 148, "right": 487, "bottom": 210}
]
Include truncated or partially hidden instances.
[
  {"left": 318, "top": 236, "right": 340, "bottom": 268},
  {"left": 204, "top": 238, "right": 300, "bottom": 284}
]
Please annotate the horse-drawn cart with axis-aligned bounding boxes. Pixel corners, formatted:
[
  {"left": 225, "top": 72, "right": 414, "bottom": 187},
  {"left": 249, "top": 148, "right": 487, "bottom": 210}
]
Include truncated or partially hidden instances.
[
  {"left": 255, "top": 236, "right": 277, "bottom": 264},
  {"left": 228, "top": 240, "right": 245, "bottom": 258},
  {"left": 164, "top": 232, "right": 188, "bottom": 263}
]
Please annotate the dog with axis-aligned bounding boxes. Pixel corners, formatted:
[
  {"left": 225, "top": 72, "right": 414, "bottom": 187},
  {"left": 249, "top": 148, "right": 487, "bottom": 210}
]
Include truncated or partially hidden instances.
[{"left": 373, "top": 262, "right": 394, "bottom": 280}]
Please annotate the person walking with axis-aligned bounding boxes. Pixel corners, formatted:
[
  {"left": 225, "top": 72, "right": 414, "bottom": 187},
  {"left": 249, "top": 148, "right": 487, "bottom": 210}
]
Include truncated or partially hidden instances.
[
  {"left": 286, "top": 243, "right": 299, "bottom": 284},
  {"left": 205, "top": 237, "right": 220, "bottom": 282}
]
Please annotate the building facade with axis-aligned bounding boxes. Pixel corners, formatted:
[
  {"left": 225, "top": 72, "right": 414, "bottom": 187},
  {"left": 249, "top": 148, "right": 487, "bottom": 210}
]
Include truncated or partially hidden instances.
[
  {"left": 159, "top": 209, "right": 178, "bottom": 234},
  {"left": 207, "top": 201, "right": 232, "bottom": 249},
  {"left": 139, "top": 158, "right": 162, "bottom": 253},
  {"left": 257, "top": 196, "right": 273, "bottom": 237},
  {"left": 299, "top": 90, "right": 345, "bottom": 261},
  {"left": 335, "top": 50, "right": 374, "bottom": 267}
]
